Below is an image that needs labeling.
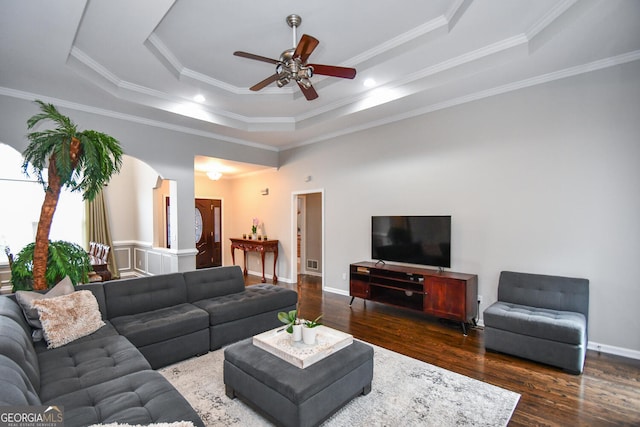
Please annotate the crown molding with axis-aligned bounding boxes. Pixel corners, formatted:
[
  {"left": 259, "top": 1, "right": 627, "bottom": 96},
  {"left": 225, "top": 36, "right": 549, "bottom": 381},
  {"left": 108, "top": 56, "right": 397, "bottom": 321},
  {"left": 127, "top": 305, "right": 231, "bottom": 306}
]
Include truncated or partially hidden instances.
[
  {"left": 282, "top": 50, "right": 640, "bottom": 150},
  {"left": 0, "top": 87, "right": 279, "bottom": 152}
]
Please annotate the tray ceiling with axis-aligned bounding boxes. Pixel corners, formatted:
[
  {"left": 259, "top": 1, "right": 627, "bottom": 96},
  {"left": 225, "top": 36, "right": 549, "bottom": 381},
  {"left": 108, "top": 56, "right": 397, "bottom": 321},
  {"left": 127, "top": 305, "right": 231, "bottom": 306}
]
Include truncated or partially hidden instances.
[{"left": 1, "top": 0, "right": 639, "bottom": 152}]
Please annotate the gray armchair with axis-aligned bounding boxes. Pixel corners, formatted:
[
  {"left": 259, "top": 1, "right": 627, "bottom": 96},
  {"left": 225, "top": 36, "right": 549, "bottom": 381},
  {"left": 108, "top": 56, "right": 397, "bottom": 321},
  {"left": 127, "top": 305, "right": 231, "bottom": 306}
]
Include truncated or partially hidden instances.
[{"left": 483, "top": 271, "right": 589, "bottom": 374}]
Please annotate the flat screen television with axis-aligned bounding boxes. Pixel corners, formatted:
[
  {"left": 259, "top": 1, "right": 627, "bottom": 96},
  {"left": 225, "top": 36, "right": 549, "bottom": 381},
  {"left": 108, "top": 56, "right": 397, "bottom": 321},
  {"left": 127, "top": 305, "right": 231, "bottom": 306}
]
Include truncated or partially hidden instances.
[{"left": 371, "top": 215, "right": 451, "bottom": 268}]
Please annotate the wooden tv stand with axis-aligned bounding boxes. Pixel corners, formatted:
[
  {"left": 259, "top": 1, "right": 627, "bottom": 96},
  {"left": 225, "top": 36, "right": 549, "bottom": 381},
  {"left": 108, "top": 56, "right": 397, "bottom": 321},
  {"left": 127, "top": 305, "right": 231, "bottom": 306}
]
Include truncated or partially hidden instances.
[{"left": 349, "top": 261, "right": 478, "bottom": 335}]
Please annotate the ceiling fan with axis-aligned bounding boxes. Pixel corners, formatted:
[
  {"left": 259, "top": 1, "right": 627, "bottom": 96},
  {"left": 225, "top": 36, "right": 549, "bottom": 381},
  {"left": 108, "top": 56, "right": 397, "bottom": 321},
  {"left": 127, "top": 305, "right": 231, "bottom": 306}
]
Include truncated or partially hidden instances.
[{"left": 233, "top": 14, "right": 357, "bottom": 101}]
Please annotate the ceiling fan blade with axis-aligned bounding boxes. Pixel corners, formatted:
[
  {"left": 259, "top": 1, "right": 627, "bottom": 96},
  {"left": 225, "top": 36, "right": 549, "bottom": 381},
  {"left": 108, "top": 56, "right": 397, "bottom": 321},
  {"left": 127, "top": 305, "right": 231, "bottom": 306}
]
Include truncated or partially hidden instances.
[
  {"left": 250, "top": 73, "right": 280, "bottom": 91},
  {"left": 309, "top": 64, "right": 357, "bottom": 79},
  {"left": 297, "top": 81, "right": 318, "bottom": 101},
  {"left": 294, "top": 34, "right": 319, "bottom": 63},
  {"left": 234, "top": 51, "right": 279, "bottom": 65}
]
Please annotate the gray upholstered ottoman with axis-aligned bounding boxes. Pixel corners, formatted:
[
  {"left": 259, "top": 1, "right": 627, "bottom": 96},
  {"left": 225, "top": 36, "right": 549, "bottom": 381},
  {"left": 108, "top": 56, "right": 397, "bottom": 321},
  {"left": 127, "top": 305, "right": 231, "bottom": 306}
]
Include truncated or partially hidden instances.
[{"left": 224, "top": 338, "right": 373, "bottom": 427}]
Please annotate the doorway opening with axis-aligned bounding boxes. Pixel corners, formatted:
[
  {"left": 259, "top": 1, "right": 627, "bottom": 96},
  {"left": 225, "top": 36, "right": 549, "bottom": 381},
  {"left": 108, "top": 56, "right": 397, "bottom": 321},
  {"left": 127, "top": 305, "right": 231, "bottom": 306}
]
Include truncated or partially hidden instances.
[{"left": 292, "top": 190, "right": 324, "bottom": 289}]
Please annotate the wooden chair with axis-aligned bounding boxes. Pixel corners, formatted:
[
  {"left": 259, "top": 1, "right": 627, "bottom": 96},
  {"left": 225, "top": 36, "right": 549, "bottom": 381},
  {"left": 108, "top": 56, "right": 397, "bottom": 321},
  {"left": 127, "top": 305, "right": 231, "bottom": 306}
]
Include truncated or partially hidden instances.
[
  {"left": 4, "top": 247, "right": 13, "bottom": 270},
  {"left": 88, "top": 242, "right": 111, "bottom": 282}
]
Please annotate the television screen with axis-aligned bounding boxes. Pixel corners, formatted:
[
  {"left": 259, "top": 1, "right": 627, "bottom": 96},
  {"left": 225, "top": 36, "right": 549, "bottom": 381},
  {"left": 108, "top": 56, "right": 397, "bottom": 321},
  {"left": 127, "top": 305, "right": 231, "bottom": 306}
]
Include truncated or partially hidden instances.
[{"left": 371, "top": 216, "right": 451, "bottom": 268}]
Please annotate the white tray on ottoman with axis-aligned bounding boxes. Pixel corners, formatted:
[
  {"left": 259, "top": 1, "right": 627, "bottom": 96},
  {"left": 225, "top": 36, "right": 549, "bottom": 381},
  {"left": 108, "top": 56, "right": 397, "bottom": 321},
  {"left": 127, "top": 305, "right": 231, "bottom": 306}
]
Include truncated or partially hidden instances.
[{"left": 253, "top": 325, "right": 353, "bottom": 368}]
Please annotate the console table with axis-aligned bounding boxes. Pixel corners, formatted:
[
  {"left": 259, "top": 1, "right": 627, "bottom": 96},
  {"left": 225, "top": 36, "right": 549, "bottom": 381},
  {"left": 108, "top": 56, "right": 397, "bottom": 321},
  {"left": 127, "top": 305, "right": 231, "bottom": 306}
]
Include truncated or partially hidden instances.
[{"left": 230, "top": 238, "right": 278, "bottom": 283}]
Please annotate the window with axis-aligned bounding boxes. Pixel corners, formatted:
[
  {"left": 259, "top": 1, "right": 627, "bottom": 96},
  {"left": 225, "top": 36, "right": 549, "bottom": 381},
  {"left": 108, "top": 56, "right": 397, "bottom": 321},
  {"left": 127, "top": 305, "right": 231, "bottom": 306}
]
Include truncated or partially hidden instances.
[{"left": 0, "top": 144, "right": 84, "bottom": 263}]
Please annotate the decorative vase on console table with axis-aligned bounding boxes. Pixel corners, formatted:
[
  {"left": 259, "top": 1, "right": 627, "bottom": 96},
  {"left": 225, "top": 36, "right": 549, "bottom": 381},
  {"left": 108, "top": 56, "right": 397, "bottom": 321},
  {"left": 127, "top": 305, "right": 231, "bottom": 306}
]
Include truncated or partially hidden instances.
[{"left": 251, "top": 217, "right": 259, "bottom": 241}]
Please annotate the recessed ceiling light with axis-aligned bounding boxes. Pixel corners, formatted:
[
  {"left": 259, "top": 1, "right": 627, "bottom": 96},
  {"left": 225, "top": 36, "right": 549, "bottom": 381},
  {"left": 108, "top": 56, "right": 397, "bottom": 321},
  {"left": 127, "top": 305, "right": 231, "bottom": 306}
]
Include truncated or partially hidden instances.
[
  {"left": 363, "top": 78, "right": 376, "bottom": 88},
  {"left": 194, "top": 94, "right": 206, "bottom": 103}
]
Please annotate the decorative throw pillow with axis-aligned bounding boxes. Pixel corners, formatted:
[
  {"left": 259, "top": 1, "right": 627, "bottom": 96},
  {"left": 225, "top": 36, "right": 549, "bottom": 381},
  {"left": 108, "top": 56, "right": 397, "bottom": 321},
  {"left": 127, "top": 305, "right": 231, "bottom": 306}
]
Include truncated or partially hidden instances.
[
  {"left": 15, "top": 275, "right": 75, "bottom": 341},
  {"left": 31, "top": 290, "right": 106, "bottom": 349}
]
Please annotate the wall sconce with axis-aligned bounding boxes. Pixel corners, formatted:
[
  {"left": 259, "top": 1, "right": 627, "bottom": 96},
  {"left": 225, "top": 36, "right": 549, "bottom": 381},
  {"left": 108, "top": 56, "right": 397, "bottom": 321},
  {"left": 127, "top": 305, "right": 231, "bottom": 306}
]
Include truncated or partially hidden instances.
[
  {"left": 261, "top": 188, "right": 269, "bottom": 196},
  {"left": 207, "top": 171, "right": 222, "bottom": 181}
]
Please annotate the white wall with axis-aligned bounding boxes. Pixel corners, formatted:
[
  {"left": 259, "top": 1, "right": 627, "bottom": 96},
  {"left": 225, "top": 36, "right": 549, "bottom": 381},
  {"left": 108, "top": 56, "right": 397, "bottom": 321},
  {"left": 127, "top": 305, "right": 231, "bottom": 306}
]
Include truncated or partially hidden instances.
[
  {"left": 104, "top": 155, "right": 158, "bottom": 244},
  {"left": 237, "top": 61, "right": 640, "bottom": 355}
]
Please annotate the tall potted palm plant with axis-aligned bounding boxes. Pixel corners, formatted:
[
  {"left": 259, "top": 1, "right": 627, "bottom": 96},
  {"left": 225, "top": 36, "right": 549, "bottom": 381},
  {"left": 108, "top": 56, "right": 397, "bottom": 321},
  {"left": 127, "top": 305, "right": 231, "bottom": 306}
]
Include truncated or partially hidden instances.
[{"left": 22, "top": 100, "right": 123, "bottom": 290}]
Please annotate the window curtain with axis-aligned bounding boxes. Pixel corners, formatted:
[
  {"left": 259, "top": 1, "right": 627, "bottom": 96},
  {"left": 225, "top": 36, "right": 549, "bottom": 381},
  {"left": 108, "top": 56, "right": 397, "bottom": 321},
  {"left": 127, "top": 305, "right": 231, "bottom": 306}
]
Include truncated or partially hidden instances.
[{"left": 85, "top": 188, "right": 119, "bottom": 279}]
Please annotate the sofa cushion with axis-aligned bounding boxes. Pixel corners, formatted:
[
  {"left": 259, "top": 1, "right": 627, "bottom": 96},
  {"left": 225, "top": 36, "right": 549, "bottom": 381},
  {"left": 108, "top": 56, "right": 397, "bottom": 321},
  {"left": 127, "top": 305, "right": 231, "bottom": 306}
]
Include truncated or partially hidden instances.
[
  {"left": 43, "top": 370, "right": 204, "bottom": 427},
  {"left": 37, "top": 335, "right": 151, "bottom": 402},
  {"left": 498, "top": 271, "right": 589, "bottom": 320},
  {"left": 0, "top": 315, "right": 40, "bottom": 391},
  {"left": 483, "top": 301, "right": 586, "bottom": 345},
  {"left": 15, "top": 276, "right": 74, "bottom": 341},
  {"left": 0, "top": 355, "right": 42, "bottom": 406},
  {"left": 110, "top": 303, "right": 209, "bottom": 348},
  {"left": 184, "top": 265, "right": 245, "bottom": 302},
  {"left": 104, "top": 273, "right": 188, "bottom": 319},
  {"left": 0, "top": 296, "right": 33, "bottom": 337},
  {"left": 34, "top": 321, "right": 119, "bottom": 353},
  {"left": 32, "top": 290, "right": 106, "bottom": 349},
  {"left": 194, "top": 284, "right": 298, "bottom": 326},
  {"left": 77, "top": 282, "right": 109, "bottom": 320}
]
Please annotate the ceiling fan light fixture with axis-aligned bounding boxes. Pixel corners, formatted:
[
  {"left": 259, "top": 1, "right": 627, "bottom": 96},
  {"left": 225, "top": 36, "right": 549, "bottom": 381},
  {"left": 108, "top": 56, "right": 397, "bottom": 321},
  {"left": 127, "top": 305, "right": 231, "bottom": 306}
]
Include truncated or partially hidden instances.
[
  {"left": 277, "top": 77, "right": 290, "bottom": 88},
  {"left": 299, "top": 66, "right": 313, "bottom": 80},
  {"left": 299, "top": 78, "right": 312, "bottom": 89}
]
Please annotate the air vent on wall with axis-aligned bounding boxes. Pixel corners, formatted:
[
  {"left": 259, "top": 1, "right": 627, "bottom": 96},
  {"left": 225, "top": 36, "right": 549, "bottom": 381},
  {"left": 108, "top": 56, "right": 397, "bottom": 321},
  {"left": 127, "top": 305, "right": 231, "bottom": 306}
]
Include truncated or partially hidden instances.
[{"left": 306, "top": 259, "right": 318, "bottom": 270}]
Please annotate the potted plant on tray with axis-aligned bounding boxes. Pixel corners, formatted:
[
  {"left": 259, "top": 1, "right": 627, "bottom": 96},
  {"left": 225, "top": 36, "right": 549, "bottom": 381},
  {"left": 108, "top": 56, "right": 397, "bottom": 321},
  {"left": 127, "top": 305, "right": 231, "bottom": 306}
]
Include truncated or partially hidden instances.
[
  {"left": 302, "top": 314, "right": 323, "bottom": 345},
  {"left": 277, "top": 310, "right": 302, "bottom": 342}
]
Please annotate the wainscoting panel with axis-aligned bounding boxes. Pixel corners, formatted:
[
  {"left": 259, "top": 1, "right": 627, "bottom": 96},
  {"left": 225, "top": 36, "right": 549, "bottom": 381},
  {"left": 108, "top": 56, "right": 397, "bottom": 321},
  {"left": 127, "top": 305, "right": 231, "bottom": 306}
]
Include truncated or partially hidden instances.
[
  {"left": 147, "top": 251, "right": 163, "bottom": 275},
  {"left": 114, "top": 241, "right": 196, "bottom": 277},
  {"left": 134, "top": 248, "right": 147, "bottom": 273},
  {"left": 113, "top": 247, "right": 131, "bottom": 271}
]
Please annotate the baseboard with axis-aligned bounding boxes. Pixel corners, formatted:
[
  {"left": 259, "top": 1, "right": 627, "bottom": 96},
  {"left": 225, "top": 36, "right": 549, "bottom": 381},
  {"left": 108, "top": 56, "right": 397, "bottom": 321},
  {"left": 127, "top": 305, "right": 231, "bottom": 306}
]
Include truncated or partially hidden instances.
[
  {"left": 324, "top": 286, "right": 349, "bottom": 296},
  {"left": 588, "top": 341, "right": 640, "bottom": 360}
]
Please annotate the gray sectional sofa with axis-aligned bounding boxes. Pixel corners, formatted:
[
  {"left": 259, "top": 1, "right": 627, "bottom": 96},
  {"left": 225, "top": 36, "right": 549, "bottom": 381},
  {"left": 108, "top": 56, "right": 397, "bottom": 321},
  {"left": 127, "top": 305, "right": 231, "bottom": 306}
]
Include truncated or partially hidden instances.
[
  {"left": 483, "top": 271, "right": 589, "bottom": 374},
  {"left": 0, "top": 265, "right": 297, "bottom": 426}
]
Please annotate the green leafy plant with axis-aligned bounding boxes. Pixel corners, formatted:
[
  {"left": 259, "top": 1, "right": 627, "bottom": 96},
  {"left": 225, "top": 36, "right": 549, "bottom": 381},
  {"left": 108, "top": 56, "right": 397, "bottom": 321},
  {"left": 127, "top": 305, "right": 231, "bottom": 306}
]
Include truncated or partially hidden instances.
[
  {"left": 22, "top": 100, "right": 122, "bottom": 290},
  {"left": 277, "top": 310, "right": 299, "bottom": 333},
  {"left": 10, "top": 240, "right": 91, "bottom": 291},
  {"left": 304, "top": 314, "right": 323, "bottom": 328}
]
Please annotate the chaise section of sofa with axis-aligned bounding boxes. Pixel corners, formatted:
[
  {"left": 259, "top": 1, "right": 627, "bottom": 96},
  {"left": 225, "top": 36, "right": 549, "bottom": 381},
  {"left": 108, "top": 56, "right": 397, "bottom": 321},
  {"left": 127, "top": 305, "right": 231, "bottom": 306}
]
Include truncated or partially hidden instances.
[
  {"left": 483, "top": 271, "right": 589, "bottom": 374},
  {"left": 185, "top": 266, "right": 298, "bottom": 349}
]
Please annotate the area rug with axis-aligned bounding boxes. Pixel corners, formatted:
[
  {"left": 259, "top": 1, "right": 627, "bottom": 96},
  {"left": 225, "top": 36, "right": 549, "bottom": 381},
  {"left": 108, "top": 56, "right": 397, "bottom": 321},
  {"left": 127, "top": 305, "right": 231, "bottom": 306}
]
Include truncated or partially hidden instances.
[{"left": 159, "top": 342, "right": 520, "bottom": 427}]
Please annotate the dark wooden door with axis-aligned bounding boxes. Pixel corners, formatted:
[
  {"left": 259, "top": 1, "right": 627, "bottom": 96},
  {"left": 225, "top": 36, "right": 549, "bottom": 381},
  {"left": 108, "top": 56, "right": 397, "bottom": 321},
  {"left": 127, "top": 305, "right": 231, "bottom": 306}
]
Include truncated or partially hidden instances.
[{"left": 195, "top": 198, "right": 222, "bottom": 269}]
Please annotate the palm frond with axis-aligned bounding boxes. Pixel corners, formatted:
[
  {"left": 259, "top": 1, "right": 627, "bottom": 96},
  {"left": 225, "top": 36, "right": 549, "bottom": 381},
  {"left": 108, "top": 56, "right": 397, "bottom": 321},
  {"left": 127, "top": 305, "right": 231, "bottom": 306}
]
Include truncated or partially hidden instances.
[{"left": 27, "top": 100, "right": 77, "bottom": 134}]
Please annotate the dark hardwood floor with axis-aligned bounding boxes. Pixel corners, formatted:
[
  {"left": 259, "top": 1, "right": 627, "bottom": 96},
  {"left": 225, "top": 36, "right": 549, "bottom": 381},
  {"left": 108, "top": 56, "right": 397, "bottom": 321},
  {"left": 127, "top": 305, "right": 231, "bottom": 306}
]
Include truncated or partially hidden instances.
[{"left": 246, "top": 274, "right": 640, "bottom": 426}]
